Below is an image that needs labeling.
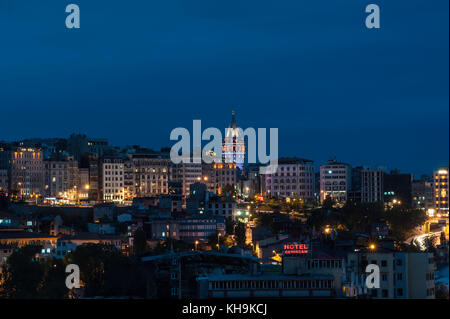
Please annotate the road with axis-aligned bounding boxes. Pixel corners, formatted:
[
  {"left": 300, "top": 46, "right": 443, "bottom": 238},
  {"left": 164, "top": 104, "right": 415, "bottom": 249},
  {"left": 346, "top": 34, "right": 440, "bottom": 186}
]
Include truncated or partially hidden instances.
[{"left": 410, "top": 231, "right": 442, "bottom": 251}]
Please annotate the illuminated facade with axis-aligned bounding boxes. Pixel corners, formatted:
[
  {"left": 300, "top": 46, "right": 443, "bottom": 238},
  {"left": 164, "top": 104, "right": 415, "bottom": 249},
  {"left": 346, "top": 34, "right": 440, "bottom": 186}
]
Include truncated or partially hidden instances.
[
  {"left": 203, "top": 162, "right": 237, "bottom": 195},
  {"left": 433, "top": 167, "right": 449, "bottom": 215},
  {"left": 123, "top": 159, "right": 135, "bottom": 202},
  {"left": 346, "top": 251, "right": 436, "bottom": 299},
  {"left": 320, "top": 159, "right": 351, "bottom": 203},
  {"left": 101, "top": 157, "right": 125, "bottom": 203},
  {"left": 264, "top": 158, "right": 315, "bottom": 200},
  {"left": 131, "top": 152, "right": 170, "bottom": 197},
  {"left": 361, "top": 169, "right": 384, "bottom": 203},
  {"left": 0, "top": 169, "right": 7, "bottom": 193},
  {"left": 44, "top": 157, "right": 79, "bottom": 199},
  {"left": 223, "top": 110, "right": 245, "bottom": 170},
  {"left": 2, "top": 147, "right": 45, "bottom": 199}
]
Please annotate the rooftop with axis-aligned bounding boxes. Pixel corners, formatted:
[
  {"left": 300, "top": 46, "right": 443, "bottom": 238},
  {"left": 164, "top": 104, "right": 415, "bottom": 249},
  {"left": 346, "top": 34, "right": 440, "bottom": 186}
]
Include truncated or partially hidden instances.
[
  {"left": 0, "top": 231, "right": 57, "bottom": 240},
  {"left": 142, "top": 250, "right": 259, "bottom": 263},
  {"left": 60, "top": 232, "right": 122, "bottom": 241},
  {"left": 197, "top": 274, "right": 334, "bottom": 281}
]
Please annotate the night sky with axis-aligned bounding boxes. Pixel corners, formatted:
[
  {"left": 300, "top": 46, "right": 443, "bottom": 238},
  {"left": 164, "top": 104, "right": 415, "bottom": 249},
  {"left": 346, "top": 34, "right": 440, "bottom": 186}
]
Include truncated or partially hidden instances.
[{"left": 0, "top": 0, "right": 448, "bottom": 176}]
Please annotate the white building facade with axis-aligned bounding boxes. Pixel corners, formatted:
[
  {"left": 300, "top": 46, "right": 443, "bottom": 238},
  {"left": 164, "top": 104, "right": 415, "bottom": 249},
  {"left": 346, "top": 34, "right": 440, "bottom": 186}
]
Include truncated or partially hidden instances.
[
  {"left": 264, "top": 158, "right": 315, "bottom": 200},
  {"left": 320, "top": 159, "right": 351, "bottom": 203},
  {"left": 102, "top": 158, "right": 125, "bottom": 203}
]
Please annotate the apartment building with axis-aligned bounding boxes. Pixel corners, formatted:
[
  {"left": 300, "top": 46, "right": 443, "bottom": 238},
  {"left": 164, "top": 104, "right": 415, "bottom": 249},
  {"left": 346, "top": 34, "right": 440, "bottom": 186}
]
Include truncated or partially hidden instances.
[
  {"left": 0, "top": 146, "right": 45, "bottom": 199},
  {"left": 101, "top": 157, "right": 125, "bottom": 203},
  {"left": 206, "top": 198, "right": 237, "bottom": 219},
  {"left": 412, "top": 179, "right": 434, "bottom": 209},
  {"left": 123, "top": 159, "right": 135, "bottom": 202},
  {"left": 78, "top": 168, "right": 90, "bottom": 201},
  {"left": 0, "top": 169, "right": 7, "bottom": 193},
  {"left": 383, "top": 171, "right": 413, "bottom": 207},
  {"left": 131, "top": 152, "right": 170, "bottom": 197},
  {"left": 320, "top": 159, "right": 351, "bottom": 203},
  {"left": 203, "top": 162, "right": 237, "bottom": 195},
  {"left": 263, "top": 158, "right": 315, "bottom": 200},
  {"left": 346, "top": 251, "right": 436, "bottom": 299},
  {"left": 178, "top": 215, "right": 226, "bottom": 244},
  {"left": 171, "top": 160, "right": 203, "bottom": 197},
  {"left": 361, "top": 169, "right": 384, "bottom": 203},
  {"left": 433, "top": 167, "right": 449, "bottom": 215},
  {"left": 44, "top": 156, "right": 79, "bottom": 198}
]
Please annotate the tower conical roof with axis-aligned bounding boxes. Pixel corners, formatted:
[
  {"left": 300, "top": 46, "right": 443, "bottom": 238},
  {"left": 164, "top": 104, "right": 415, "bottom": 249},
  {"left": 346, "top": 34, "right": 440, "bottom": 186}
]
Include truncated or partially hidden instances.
[{"left": 229, "top": 109, "right": 237, "bottom": 129}]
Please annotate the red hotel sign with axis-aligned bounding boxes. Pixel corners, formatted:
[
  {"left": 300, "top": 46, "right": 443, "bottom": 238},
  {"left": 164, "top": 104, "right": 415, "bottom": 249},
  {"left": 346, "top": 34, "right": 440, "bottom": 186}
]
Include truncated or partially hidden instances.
[{"left": 283, "top": 243, "right": 309, "bottom": 256}]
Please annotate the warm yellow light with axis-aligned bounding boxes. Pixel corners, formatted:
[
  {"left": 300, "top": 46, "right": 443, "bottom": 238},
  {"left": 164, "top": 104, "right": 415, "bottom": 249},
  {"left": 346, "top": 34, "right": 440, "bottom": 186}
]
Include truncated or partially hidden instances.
[
  {"left": 369, "top": 244, "right": 376, "bottom": 250},
  {"left": 85, "top": 184, "right": 90, "bottom": 190}
]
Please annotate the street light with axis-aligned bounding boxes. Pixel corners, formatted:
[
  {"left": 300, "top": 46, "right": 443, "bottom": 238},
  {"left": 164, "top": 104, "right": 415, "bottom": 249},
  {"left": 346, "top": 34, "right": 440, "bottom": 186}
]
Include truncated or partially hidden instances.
[{"left": 195, "top": 240, "right": 199, "bottom": 251}]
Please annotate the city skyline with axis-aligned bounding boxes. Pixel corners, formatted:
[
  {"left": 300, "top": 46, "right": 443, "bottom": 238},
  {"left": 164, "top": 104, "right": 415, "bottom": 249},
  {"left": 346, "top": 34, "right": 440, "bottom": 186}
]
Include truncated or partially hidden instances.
[
  {"left": 0, "top": 114, "right": 447, "bottom": 179},
  {"left": 0, "top": 0, "right": 448, "bottom": 178}
]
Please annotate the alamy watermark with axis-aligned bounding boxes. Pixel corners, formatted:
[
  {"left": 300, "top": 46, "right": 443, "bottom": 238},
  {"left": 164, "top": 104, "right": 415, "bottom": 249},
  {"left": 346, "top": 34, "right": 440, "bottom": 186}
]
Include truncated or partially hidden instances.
[
  {"left": 169, "top": 120, "right": 278, "bottom": 174},
  {"left": 64, "top": 3, "right": 379, "bottom": 30},
  {"left": 365, "top": 264, "right": 380, "bottom": 289},
  {"left": 65, "top": 264, "right": 80, "bottom": 289}
]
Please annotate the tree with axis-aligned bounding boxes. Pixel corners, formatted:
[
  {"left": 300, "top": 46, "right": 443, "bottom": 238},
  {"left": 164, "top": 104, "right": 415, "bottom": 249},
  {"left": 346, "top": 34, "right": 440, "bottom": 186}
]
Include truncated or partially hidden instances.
[
  {"left": 225, "top": 217, "right": 235, "bottom": 235},
  {"left": 386, "top": 206, "right": 427, "bottom": 241},
  {"left": 0, "top": 246, "right": 44, "bottom": 299},
  {"left": 254, "top": 212, "right": 275, "bottom": 233},
  {"left": 65, "top": 243, "right": 140, "bottom": 297},
  {"left": 235, "top": 222, "right": 246, "bottom": 247},
  {"left": 38, "top": 258, "right": 68, "bottom": 298},
  {"left": 322, "top": 196, "right": 334, "bottom": 210},
  {"left": 423, "top": 235, "right": 437, "bottom": 253}
]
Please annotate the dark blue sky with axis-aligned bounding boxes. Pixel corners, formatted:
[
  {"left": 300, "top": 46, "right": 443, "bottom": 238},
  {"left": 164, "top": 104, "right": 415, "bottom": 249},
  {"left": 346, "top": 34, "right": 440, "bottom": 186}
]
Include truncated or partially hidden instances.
[{"left": 0, "top": 0, "right": 448, "bottom": 176}]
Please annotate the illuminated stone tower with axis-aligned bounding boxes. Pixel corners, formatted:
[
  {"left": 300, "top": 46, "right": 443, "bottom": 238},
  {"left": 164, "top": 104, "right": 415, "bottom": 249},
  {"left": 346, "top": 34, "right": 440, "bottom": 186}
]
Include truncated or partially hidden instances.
[{"left": 223, "top": 109, "right": 245, "bottom": 170}]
